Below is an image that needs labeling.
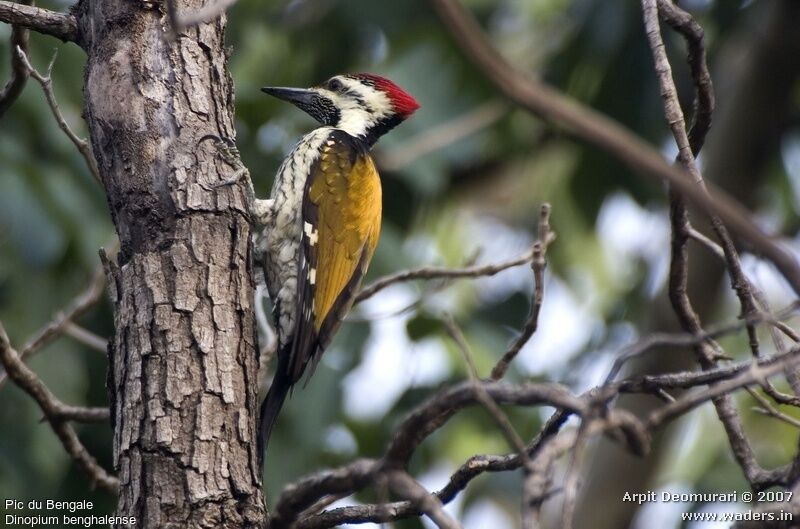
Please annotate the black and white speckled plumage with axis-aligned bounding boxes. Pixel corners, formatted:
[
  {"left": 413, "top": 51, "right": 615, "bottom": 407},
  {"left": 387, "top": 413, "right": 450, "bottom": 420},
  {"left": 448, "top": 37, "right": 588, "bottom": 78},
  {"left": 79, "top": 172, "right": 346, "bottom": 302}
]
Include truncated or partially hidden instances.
[{"left": 257, "top": 127, "right": 331, "bottom": 343}]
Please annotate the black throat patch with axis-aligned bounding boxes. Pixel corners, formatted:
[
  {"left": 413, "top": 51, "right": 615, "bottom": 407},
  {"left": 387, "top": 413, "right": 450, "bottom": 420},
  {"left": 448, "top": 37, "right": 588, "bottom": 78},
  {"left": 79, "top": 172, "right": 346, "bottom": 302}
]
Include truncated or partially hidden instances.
[{"left": 361, "top": 114, "right": 404, "bottom": 148}]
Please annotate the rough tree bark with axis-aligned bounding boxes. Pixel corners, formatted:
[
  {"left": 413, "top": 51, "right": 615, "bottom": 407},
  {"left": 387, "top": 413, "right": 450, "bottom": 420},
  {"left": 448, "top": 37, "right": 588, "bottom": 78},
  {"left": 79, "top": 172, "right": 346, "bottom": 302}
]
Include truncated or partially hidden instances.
[{"left": 73, "top": 0, "right": 266, "bottom": 527}]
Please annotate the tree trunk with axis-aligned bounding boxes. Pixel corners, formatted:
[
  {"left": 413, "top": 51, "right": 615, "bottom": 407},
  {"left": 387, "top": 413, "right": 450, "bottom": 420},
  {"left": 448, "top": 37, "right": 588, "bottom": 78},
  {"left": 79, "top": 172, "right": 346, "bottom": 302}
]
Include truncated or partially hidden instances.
[{"left": 76, "top": 1, "right": 266, "bottom": 526}]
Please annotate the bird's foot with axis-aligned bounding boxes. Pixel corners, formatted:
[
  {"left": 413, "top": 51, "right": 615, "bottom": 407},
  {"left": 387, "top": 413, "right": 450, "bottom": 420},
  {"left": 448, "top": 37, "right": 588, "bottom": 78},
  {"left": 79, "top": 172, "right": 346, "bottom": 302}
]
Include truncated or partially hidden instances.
[{"left": 199, "top": 134, "right": 272, "bottom": 227}]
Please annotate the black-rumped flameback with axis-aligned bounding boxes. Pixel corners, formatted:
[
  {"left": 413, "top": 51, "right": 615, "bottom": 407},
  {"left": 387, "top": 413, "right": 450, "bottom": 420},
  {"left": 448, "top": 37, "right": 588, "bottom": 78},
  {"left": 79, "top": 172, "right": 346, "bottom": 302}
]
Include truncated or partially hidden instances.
[{"left": 252, "top": 74, "right": 419, "bottom": 463}]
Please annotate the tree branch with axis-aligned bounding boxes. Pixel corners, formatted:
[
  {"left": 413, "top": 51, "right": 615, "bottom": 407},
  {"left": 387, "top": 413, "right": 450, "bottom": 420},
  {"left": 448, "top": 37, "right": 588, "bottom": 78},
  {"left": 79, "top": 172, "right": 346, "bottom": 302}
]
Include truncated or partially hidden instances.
[
  {"left": 377, "top": 100, "right": 507, "bottom": 171},
  {"left": 271, "top": 380, "right": 585, "bottom": 528},
  {"left": 0, "top": 321, "right": 116, "bottom": 492},
  {"left": 356, "top": 247, "right": 534, "bottom": 303},
  {"left": 293, "top": 410, "right": 645, "bottom": 529},
  {"left": 491, "top": 203, "right": 554, "bottom": 380},
  {"left": 747, "top": 387, "right": 800, "bottom": 429},
  {"left": 0, "top": 1, "right": 78, "bottom": 44},
  {"left": 647, "top": 346, "right": 800, "bottom": 431},
  {"left": 604, "top": 309, "right": 794, "bottom": 385},
  {"left": 278, "top": 340, "right": 800, "bottom": 528},
  {"left": 642, "top": 0, "right": 781, "bottom": 491},
  {"left": 427, "top": 0, "right": 800, "bottom": 297},
  {"left": 387, "top": 471, "right": 462, "bottom": 529},
  {"left": 0, "top": 262, "right": 106, "bottom": 389},
  {"left": 15, "top": 47, "right": 101, "bottom": 183},
  {"left": 0, "top": 0, "right": 31, "bottom": 117},
  {"left": 445, "top": 315, "right": 531, "bottom": 458},
  {"left": 655, "top": 0, "right": 713, "bottom": 155},
  {"left": 384, "top": 381, "right": 585, "bottom": 467},
  {"left": 617, "top": 348, "right": 800, "bottom": 395},
  {"left": 63, "top": 322, "right": 108, "bottom": 354}
]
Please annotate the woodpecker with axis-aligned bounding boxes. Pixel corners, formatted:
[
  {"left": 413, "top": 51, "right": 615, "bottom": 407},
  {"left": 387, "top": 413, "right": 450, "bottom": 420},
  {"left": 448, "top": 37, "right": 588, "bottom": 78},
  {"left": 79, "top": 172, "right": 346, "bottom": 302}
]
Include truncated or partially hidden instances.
[{"left": 253, "top": 74, "right": 419, "bottom": 462}]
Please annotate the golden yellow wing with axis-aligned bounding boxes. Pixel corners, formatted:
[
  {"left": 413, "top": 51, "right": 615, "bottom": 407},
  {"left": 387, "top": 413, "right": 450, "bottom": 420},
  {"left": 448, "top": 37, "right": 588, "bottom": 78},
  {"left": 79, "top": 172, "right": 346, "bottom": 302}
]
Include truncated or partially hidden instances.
[{"left": 286, "top": 129, "right": 382, "bottom": 383}]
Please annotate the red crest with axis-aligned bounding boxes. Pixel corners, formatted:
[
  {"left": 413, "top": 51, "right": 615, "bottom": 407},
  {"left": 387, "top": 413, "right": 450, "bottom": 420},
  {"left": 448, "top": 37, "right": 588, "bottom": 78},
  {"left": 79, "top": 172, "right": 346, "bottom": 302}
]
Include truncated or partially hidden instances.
[{"left": 352, "top": 73, "right": 420, "bottom": 117}]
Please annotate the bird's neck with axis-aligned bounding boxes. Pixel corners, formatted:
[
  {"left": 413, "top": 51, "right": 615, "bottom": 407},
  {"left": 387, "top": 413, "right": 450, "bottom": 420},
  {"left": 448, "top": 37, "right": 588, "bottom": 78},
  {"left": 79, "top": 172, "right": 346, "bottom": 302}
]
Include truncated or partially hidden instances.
[{"left": 333, "top": 107, "right": 404, "bottom": 148}]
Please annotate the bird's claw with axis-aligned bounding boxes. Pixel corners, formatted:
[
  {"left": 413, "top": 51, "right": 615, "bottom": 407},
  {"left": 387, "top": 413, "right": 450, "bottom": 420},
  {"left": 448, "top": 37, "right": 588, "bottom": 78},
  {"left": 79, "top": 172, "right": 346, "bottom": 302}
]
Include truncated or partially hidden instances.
[
  {"left": 199, "top": 134, "right": 273, "bottom": 227},
  {"left": 212, "top": 166, "right": 250, "bottom": 189}
]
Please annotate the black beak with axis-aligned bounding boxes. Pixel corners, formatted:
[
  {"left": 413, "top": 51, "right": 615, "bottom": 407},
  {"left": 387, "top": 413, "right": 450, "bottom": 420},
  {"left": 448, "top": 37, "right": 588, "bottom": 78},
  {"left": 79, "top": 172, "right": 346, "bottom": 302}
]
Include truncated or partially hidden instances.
[{"left": 261, "top": 86, "right": 317, "bottom": 106}]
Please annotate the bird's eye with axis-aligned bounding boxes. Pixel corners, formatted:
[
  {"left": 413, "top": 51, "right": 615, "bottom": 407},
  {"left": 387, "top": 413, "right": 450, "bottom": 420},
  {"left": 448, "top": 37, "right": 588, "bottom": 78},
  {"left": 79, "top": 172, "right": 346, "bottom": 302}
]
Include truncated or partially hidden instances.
[{"left": 327, "top": 78, "right": 345, "bottom": 92}]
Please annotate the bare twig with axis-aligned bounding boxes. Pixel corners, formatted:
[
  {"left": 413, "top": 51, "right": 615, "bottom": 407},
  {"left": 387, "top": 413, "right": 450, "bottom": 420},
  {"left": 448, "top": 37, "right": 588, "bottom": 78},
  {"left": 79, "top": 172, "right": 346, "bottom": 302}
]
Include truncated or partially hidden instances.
[
  {"left": 356, "top": 247, "right": 534, "bottom": 303},
  {"left": 747, "top": 388, "right": 800, "bottom": 429},
  {"left": 640, "top": 347, "right": 800, "bottom": 493},
  {"left": 650, "top": 1, "right": 800, "bottom": 412},
  {"left": 21, "top": 263, "right": 105, "bottom": 355},
  {"left": 63, "top": 322, "right": 108, "bottom": 354},
  {"left": 605, "top": 303, "right": 800, "bottom": 384},
  {"left": 348, "top": 251, "right": 481, "bottom": 322},
  {"left": 655, "top": 0, "right": 713, "bottom": 155},
  {"left": 384, "top": 381, "right": 584, "bottom": 468},
  {"left": 0, "top": 0, "right": 78, "bottom": 43},
  {"left": 688, "top": 224, "right": 800, "bottom": 398},
  {"left": 15, "top": 47, "right": 101, "bottom": 183},
  {"left": 491, "top": 203, "right": 554, "bottom": 380},
  {"left": 757, "top": 293, "right": 800, "bottom": 403},
  {"left": 387, "top": 471, "right": 462, "bottom": 529},
  {"left": 295, "top": 410, "right": 645, "bottom": 529},
  {"left": 617, "top": 350, "right": 800, "bottom": 395},
  {"left": 523, "top": 429, "right": 577, "bottom": 529},
  {"left": 296, "top": 408, "right": 646, "bottom": 529},
  {"left": 377, "top": 101, "right": 507, "bottom": 171},
  {"left": 47, "top": 403, "right": 109, "bottom": 423},
  {"left": 688, "top": 227, "right": 725, "bottom": 258},
  {"left": 0, "top": 321, "right": 116, "bottom": 492},
  {"left": 0, "top": 0, "right": 31, "bottom": 117},
  {"left": 293, "top": 442, "right": 565, "bottom": 529},
  {"left": 283, "top": 341, "right": 800, "bottom": 528},
  {"left": 271, "top": 459, "right": 380, "bottom": 529},
  {"left": 444, "top": 315, "right": 530, "bottom": 457},
  {"left": 655, "top": 0, "right": 767, "bottom": 367},
  {"left": 647, "top": 346, "right": 800, "bottom": 429},
  {"left": 0, "top": 263, "right": 106, "bottom": 389},
  {"left": 559, "top": 424, "right": 588, "bottom": 529},
  {"left": 296, "top": 502, "right": 415, "bottom": 529}
]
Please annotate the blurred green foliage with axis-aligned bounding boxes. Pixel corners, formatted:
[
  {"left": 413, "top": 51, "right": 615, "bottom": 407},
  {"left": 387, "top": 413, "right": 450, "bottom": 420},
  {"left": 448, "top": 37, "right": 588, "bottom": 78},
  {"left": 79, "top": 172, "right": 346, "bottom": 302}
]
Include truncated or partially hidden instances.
[{"left": 1, "top": 1, "right": 799, "bottom": 527}]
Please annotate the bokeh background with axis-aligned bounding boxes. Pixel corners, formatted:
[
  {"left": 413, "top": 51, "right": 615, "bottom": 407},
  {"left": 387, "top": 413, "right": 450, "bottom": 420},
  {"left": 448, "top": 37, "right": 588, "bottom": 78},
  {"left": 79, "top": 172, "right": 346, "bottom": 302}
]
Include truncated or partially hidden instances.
[{"left": 2, "top": 0, "right": 800, "bottom": 527}]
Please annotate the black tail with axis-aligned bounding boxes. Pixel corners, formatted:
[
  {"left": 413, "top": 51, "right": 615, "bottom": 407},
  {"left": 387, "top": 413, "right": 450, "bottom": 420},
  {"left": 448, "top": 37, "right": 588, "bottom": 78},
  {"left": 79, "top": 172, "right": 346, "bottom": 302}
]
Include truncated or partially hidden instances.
[{"left": 258, "top": 353, "right": 292, "bottom": 467}]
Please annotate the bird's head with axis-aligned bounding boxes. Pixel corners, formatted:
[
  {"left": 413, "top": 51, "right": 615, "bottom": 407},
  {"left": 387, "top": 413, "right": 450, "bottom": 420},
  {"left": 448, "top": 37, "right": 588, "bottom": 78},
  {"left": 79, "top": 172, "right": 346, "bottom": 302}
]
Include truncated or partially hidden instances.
[{"left": 262, "top": 74, "right": 419, "bottom": 147}]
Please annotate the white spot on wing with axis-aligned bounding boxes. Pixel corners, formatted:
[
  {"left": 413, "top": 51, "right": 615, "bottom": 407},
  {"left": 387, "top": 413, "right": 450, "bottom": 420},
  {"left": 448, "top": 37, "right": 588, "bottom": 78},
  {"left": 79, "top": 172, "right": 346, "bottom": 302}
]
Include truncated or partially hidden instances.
[{"left": 304, "top": 221, "right": 319, "bottom": 246}]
